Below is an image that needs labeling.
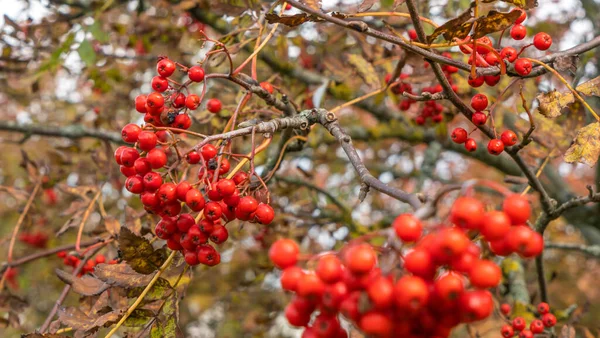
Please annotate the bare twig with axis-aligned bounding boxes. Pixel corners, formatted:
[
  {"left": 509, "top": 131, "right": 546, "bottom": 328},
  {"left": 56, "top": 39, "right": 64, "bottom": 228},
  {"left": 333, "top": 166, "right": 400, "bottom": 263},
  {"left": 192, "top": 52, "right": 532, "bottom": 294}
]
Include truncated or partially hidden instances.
[
  {"left": 545, "top": 242, "right": 600, "bottom": 258},
  {"left": 0, "top": 121, "right": 124, "bottom": 144}
]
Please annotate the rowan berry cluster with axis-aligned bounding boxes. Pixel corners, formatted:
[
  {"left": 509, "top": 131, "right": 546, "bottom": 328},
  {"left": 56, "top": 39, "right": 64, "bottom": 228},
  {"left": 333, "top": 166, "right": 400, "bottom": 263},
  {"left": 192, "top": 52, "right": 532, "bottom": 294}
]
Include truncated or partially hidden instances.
[
  {"left": 18, "top": 231, "right": 48, "bottom": 248},
  {"left": 448, "top": 10, "right": 552, "bottom": 155},
  {"left": 269, "top": 193, "right": 542, "bottom": 337},
  {"left": 56, "top": 252, "right": 115, "bottom": 276},
  {"left": 115, "top": 58, "right": 275, "bottom": 267},
  {"left": 499, "top": 302, "right": 557, "bottom": 337}
]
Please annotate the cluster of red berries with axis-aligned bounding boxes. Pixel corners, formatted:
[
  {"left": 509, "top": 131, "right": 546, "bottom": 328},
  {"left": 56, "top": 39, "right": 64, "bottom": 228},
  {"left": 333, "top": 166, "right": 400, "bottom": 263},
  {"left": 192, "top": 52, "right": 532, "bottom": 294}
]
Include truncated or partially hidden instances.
[
  {"left": 134, "top": 57, "right": 223, "bottom": 131},
  {"left": 57, "top": 252, "right": 115, "bottom": 276},
  {"left": 117, "top": 58, "right": 276, "bottom": 267},
  {"left": 18, "top": 231, "right": 49, "bottom": 248},
  {"left": 4, "top": 267, "right": 19, "bottom": 289},
  {"left": 269, "top": 193, "right": 542, "bottom": 337},
  {"left": 450, "top": 93, "right": 519, "bottom": 154},
  {"left": 499, "top": 302, "right": 557, "bottom": 337}
]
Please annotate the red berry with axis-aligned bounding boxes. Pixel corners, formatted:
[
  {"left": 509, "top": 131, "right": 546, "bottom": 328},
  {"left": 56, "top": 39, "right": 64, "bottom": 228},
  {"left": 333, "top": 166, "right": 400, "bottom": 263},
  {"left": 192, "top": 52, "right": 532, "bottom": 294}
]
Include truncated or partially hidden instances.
[
  {"left": 434, "top": 272, "right": 465, "bottom": 303},
  {"left": 216, "top": 179, "right": 236, "bottom": 196},
  {"left": 125, "top": 175, "right": 144, "bottom": 194},
  {"left": 505, "top": 226, "right": 534, "bottom": 255},
  {"left": 469, "top": 260, "right": 501, "bottom": 288},
  {"left": 316, "top": 255, "right": 343, "bottom": 284},
  {"left": 408, "top": 29, "right": 417, "bottom": 40},
  {"left": 121, "top": 123, "right": 141, "bottom": 143},
  {"left": 487, "top": 139, "right": 505, "bottom": 155},
  {"left": 542, "top": 313, "right": 556, "bottom": 327},
  {"left": 533, "top": 32, "right": 552, "bottom": 50},
  {"left": 344, "top": 244, "right": 376, "bottom": 275},
  {"left": 519, "top": 330, "right": 534, "bottom": 338},
  {"left": 367, "top": 276, "right": 394, "bottom": 309},
  {"left": 403, "top": 248, "right": 435, "bottom": 279},
  {"left": 260, "top": 81, "right": 274, "bottom": 94},
  {"left": 394, "top": 275, "right": 429, "bottom": 312},
  {"left": 185, "top": 94, "right": 200, "bottom": 110},
  {"left": 537, "top": 302, "right": 550, "bottom": 314},
  {"left": 151, "top": 76, "right": 169, "bottom": 92},
  {"left": 510, "top": 24, "right": 527, "bottom": 40},
  {"left": 269, "top": 239, "right": 299, "bottom": 269},
  {"left": 175, "top": 181, "right": 192, "bottom": 201},
  {"left": 209, "top": 225, "right": 228, "bottom": 244},
  {"left": 500, "top": 303, "right": 511, "bottom": 316},
  {"left": 186, "top": 151, "right": 201, "bottom": 164},
  {"left": 501, "top": 130, "right": 518, "bottom": 146},
  {"left": 501, "top": 324, "right": 514, "bottom": 338},
  {"left": 480, "top": 210, "right": 511, "bottom": 241},
  {"left": 120, "top": 147, "right": 139, "bottom": 167},
  {"left": 206, "top": 98, "right": 222, "bottom": 113},
  {"left": 255, "top": 203, "right": 275, "bottom": 225},
  {"left": 459, "top": 290, "right": 493, "bottom": 322},
  {"left": 135, "top": 95, "right": 147, "bottom": 113},
  {"left": 465, "top": 138, "right": 477, "bottom": 152},
  {"left": 501, "top": 47, "right": 518, "bottom": 62},
  {"left": 142, "top": 172, "right": 162, "bottom": 192},
  {"left": 120, "top": 165, "right": 137, "bottom": 177},
  {"left": 201, "top": 144, "right": 218, "bottom": 160},
  {"left": 171, "top": 93, "right": 186, "bottom": 108},
  {"left": 173, "top": 114, "right": 192, "bottom": 130},
  {"left": 451, "top": 128, "right": 469, "bottom": 144},
  {"left": 232, "top": 172, "right": 249, "bottom": 185},
  {"left": 468, "top": 76, "right": 485, "bottom": 87},
  {"left": 147, "top": 148, "right": 167, "bottom": 169},
  {"left": 197, "top": 244, "right": 220, "bottom": 266},
  {"left": 281, "top": 266, "right": 305, "bottom": 292},
  {"left": 503, "top": 194, "right": 531, "bottom": 224},
  {"left": 157, "top": 58, "right": 176, "bottom": 77},
  {"left": 188, "top": 66, "right": 205, "bottom": 82},
  {"left": 296, "top": 273, "right": 325, "bottom": 299},
  {"left": 392, "top": 213, "right": 422, "bottom": 242},
  {"left": 359, "top": 312, "right": 393, "bottom": 337},
  {"left": 137, "top": 131, "right": 157, "bottom": 151},
  {"left": 485, "top": 75, "right": 501, "bottom": 86},
  {"left": 285, "top": 303, "right": 311, "bottom": 327},
  {"left": 472, "top": 111, "right": 488, "bottom": 126},
  {"left": 514, "top": 9, "right": 527, "bottom": 24},
  {"left": 514, "top": 58, "right": 532, "bottom": 76},
  {"left": 450, "top": 197, "right": 484, "bottom": 229},
  {"left": 470, "top": 94, "right": 488, "bottom": 111},
  {"left": 204, "top": 201, "right": 222, "bottom": 221},
  {"left": 531, "top": 319, "right": 545, "bottom": 333},
  {"left": 146, "top": 92, "right": 165, "bottom": 111}
]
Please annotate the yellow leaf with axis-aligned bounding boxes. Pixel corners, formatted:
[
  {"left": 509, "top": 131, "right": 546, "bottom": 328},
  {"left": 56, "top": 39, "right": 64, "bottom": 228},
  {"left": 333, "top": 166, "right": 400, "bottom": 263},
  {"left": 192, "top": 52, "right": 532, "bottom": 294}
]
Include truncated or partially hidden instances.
[
  {"left": 537, "top": 76, "right": 600, "bottom": 118},
  {"left": 472, "top": 10, "right": 521, "bottom": 38},
  {"left": 564, "top": 122, "right": 600, "bottom": 167},
  {"left": 346, "top": 54, "right": 380, "bottom": 89}
]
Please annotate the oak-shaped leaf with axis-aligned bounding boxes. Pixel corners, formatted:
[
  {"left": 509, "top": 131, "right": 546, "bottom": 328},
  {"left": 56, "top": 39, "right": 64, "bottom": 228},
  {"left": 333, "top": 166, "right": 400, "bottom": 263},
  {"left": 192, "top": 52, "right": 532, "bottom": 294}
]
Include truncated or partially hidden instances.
[
  {"left": 346, "top": 54, "right": 380, "bottom": 89},
  {"left": 564, "top": 122, "right": 600, "bottom": 167},
  {"left": 118, "top": 227, "right": 167, "bottom": 274},
  {"left": 265, "top": 13, "right": 321, "bottom": 27},
  {"left": 127, "top": 277, "right": 173, "bottom": 302},
  {"left": 472, "top": 10, "right": 521, "bottom": 38},
  {"left": 94, "top": 263, "right": 154, "bottom": 288},
  {"left": 55, "top": 269, "right": 110, "bottom": 296},
  {"left": 57, "top": 307, "right": 120, "bottom": 332},
  {"left": 426, "top": 6, "right": 473, "bottom": 44},
  {"left": 537, "top": 76, "right": 600, "bottom": 118}
]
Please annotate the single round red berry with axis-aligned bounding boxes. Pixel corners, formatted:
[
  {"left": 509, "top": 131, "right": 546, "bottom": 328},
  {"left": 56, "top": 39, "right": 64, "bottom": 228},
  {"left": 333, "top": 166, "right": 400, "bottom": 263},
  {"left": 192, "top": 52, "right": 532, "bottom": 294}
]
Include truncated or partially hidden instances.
[
  {"left": 206, "top": 98, "right": 222, "bottom": 113},
  {"left": 185, "top": 189, "right": 205, "bottom": 212},
  {"left": 515, "top": 58, "right": 532, "bottom": 76},
  {"left": 470, "top": 94, "right": 488, "bottom": 111},
  {"left": 500, "top": 46, "right": 518, "bottom": 62},
  {"left": 530, "top": 319, "right": 545, "bottom": 333},
  {"left": 487, "top": 139, "right": 505, "bottom": 155},
  {"left": 201, "top": 144, "right": 218, "bottom": 160},
  {"left": 185, "top": 94, "right": 200, "bottom": 110},
  {"left": 344, "top": 244, "right": 376, "bottom": 275},
  {"left": 121, "top": 124, "right": 141, "bottom": 143},
  {"left": 451, "top": 128, "right": 469, "bottom": 144},
  {"left": 465, "top": 138, "right": 477, "bottom": 152},
  {"left": 533, "top": 32, "right": 552, "bottom": 51},
  {"left": 514, "top": 9, "right": 526, "bottom": 24},
  {"left": 501, "top": 325, "right": 514, "bottom": 338},
  {"left": 542, "top": 313, "right": 556, "bottom": 327},
  {"left": 394, "top": 275, "right": 429, "bottom": 312},
  {"left": 269, "top": 239, "right": 299, "bottom": 269},
  {"left": 500, "top": 303, "right": 511, "bottom": 316},
  {"left": 146, "top": 92, "right": 165, "bottom": 111},
  {"left": 188, "top": 66, "right": 205, "bottom": 82},
  {"left": 255, "top": 203, "right": 275, "bottom": 225},
  {"left": 450, "top": 196, "right": 484, "bottom": 229},
  {"left": 510, "top": 24, "right": 527, "bottom": 40},
  {"left": 392, "top": 213, "right": 422, "bottom": 242},
  {"left": 137, "top": 131, "right": 157, "bottom": 151},
  {"left": 151, "top": 76, "right": 169, "bottom": 92},
  {"left": 472, "top": 111, "right": 488, "bottom": 126},
  {"left": 147, "top": 148, "right": 167, "bottom": 169},
  {"left": 503, "top": 194, "right": 531, "bottom": 224},
  {"left": 157, "top": 58, "right": 176, "bottom": 77},
  {"left": 135, "top": 95, "right": 147, "bottom": 113},
  {"left": 537, "top": 302, "right": 550, "bottom": 314},
  {"left": 501, "top": 130, "right": 518, "bottom": 146},
  {"left": 316, "top": 255, "right": 343, "bottom": 284},
  {"left": 125, "top": 175, "right": 144, "bottom": 194},
  {"left": 408, "top": 29, "right": 417, "bottom": 40},
  {"left": 171, "top": 93, "right": 186, "bottom": 108},
  {"left": 119, "top": 147, "right": 139, "bottom": 167},
  {"left": 469, "top": 260, "right": 501, "bottom": 288}
]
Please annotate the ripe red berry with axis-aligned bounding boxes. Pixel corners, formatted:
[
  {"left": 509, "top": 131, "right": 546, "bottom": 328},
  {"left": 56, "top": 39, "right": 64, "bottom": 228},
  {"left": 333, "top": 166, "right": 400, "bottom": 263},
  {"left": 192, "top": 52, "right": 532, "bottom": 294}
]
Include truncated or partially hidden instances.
[
  {"left": 255, "top": 203, "right": 275, "bottom": 225},
  {"left": 500, "top": 303, "right": 511, "bottom": 316},
  {"left": 505, "top": 226, "right": 536, "bottom": 257},
  {"left": 260, "top": 81, "right": 274, "bottom": 94},
  {"left": 519, "top": 330, "right": 534, "bottom": 338},
  {"left": 394, "top": 275, "right": 429, "bottom": 312},
  {"left": 121, "top": 123, "right": 141, "bottom": 143},
  {"left": 366, "top": 276, "right": 394, "bottom": 309},
  {"left": 450, "top": 196, "right": 484, "bottom": 229},
  {"left": 470, "top": 94, "right": 488, "bottom": 111},
  {"left": 451, "top": 128, "right": 469, "bottom": 144},
  {"left": 209, "top": 225, "right": 228, "bottom": 244},
  {"left": 175, "top": 181, "right": 192, "bottom": 201},
  {"left": 359, "top": 312, "right": 393, "bottom": 337},
  {"left": 469, "top": 260, "right": 501, "bottom": 288},
  {"left": 171, "top": 93, "right": 186, "bottom": 108},
  {"left": 135, "top": 95, "right": 147, "bottom": 113},
  {"left": 500, "top": 46, "right": 518, "bottom": 62},
  {"left": 542, "top": 313, "right": 556, "bottom": 327},
  {"left": 485, "top": 75, "right": 501, "bottom": 86},
  {"left": 188, "top": 66, "right": 205, "bottom": 82},
  {"left": 143, "top": 172, "right": 162, "bottom": 192},
  {"left": 465, "top": 138, "right": 477, "bottom": 152},
  {"left": 531, "top": 319, "right": 545, "bottom": 333},
  {"left": 157, "top": 58, "right": 176, "bottom": 77},
  {"left": 185, "top": 94, "right": 200, "bottom": 110},
  {"left": 201, "top": 144, "right": 218, "bottom": 160},
  {"left": 206, "top": 98, "right": 222, "bottom": 113},
  {"left": 119, "top": 147, "right": 139, "bottom": 167},
  {"left": 232, "top": 171, "right": 249, "bottom": 185},
  {"left": 515, "top": 58, "right": 532, "bottom": 76},
  {"left": 433, "top": 272, "right": 464, "bottom": 303},
  {"left": 501, "top": 130, "right": 518, "bottom": 146},
  {"left": 146, "top": 92, "right": 165, "bottom": 111},
  {"left": 125, "top": 175, "right": 144, "bottom": 194},
  {"left": 472, "top": 111, "right": 488, "bottom": 126},
  {"left": 408, "top": 29, "right": 417, "bottom": 40},
  {"left": 510, "top": 24, "right": 527, "bottom": 40},
  {"left": 538, "top": 302, "right": 550, "bottom": 314},
  {"left": 120, "top": 164, "right": 137, "bottom": 177},
  {"left": 344, "top": 244, "right": 376, "bottom": 275},
  {"left": 186, "top": 151, "right": 201, "bottom": 164},
  {"left": 501, "top": 325, "right": 514, "bottom": 338},
  {"left": 296, "top": 273, "right": 325, "bottom": 299},
  {"left": 415, "top": 115, "right": 426, "bottom": 125},
  {"left": 197, "top": 244, "right": 220, "bottom": 266},
  {"left": 147, "top": 148, "right": 167, "bottom": 169},
  {"left": 137, "top": 131, "right": 157, "bottom": 151},
  {"left": 533, "top": 32, "right": 552, "bottom": 50},
  {"left": 404, "top": 248, "right": 435, "bottom": 279},
  {"left": 269, "top": 239, "right": 299, "bottom": 269},
  {"left": 281, "top": 266, "right": 305, "bottom": 292},
  {"left": 151, "top": 76, "right": 169, "bottom": 92},
  {"left": 459, "top": 290, "right": 493, "bottom": 322},
  {"left": 480, "top": 210, "right": 511, "bottom": 241},
  {"left": 392, "top": 213, "right": 422, "bottom": 242},
  {"left": 204, "top": 201, "right": 222, "bottom": 221},
  {"left": 503, "top": 194, "right": 531, "bottom": 224},
  {"left": 468, "top": 76, "right": 485, "bottom": 87},
  {"left": 487, "top": 139, "right": 505, "bottom": 155},
  {"left": 315, "top": 255, "right": 343, "bottom": 284},
  {"left": 285, "top": 303, "right": 311, "bottom": 327}
]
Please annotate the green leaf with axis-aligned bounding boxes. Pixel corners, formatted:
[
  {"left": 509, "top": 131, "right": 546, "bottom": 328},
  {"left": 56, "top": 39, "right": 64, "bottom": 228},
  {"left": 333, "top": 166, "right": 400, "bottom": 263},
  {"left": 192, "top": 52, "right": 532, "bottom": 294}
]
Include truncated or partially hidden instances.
[
  {"left": 89, "top": 21, "right": 109, "bottom": 43},
  {"left": 78, "top": 39, "right": 96, "bottom": 67},
  {"left": 127, "top": 278, "right": 172, "bottom": 301},
  {"left": 119, "top": 228, "right": 168, "bottom": 274}
]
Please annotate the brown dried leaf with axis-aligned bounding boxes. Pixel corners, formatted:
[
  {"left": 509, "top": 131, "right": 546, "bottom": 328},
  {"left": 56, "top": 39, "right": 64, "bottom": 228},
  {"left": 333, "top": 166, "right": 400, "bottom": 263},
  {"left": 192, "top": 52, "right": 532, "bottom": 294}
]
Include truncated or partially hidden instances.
[
  {"left": 564, "top": 122, "right": 600, "bottom": 167},
  {"left": 537, "top": 76, "right": 600, "bottom": 118},
  {"left": 127, "top": 278, "right": 172, "bottom": 302},
  {"left": 426, "top": 7, "right": 473, "bottom": 44},
  {"left": 358, "top": 0, "right": 375, "bottom": 12},
  {"left": 58, "top": 307, "right": 120, "bottom": 332},
  {"left": 472, "top": 10, "right": 521, "bottom": 39},
  {"left": 94, "top": 263, "right": 154, "bottom": 288},
  {"left": 119, "top": 227, "right": 167, "bottom": 274},
  {"left": 554, "top": 55, "right": 579, "bottom": 73},
  {"left": 104, "top": 216, "right": 120, "bottom": 237},
  {"left": 346, "top": 54, "right": 380, "bottom": 89},
  {"left": 302, "top": 0, "right": 321, "bottom": 10},
  {"left": 265, "top": 13, "right": 321, "bottom": 27},
  {"left": 55, "top": 269, "right": 110, "bottom": 296}
]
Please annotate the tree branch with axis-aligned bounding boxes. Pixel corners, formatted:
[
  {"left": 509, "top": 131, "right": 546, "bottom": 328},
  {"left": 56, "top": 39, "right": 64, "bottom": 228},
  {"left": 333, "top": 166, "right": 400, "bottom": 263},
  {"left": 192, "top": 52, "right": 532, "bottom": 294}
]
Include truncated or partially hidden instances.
[
  {"left": 0, "top": 120, "right": 125, "bottom": 144},
  {"left": 545, "top": 242, "right": 600, "bottom": 258}
]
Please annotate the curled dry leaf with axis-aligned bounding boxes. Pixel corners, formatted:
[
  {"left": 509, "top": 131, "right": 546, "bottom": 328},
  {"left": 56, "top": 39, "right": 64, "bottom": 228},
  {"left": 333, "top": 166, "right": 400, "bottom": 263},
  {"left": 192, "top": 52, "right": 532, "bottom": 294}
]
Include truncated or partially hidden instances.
[
  {"left": 58, "top": 307, "right": 120, "bottom": 332},
  {"left": 93, "top": 263, "right": 154, "bottom": 288},
  {"left": 426, "top": 7, "right": 473, "bottom": 44},
  {"left": 472, "top": 10, "right": 521, "bottom": 39},
  {"left": 537, "top": 76, "right": 600, "bottom": 118},
  {"left": 119, "top": 227, "right": 168, "bottom": 274},
  {"left": 564, "top": 122, "right": 600, "bottom": 167},
  {"left": 55, "top": 269, "right": 110, "bottom": 296}
]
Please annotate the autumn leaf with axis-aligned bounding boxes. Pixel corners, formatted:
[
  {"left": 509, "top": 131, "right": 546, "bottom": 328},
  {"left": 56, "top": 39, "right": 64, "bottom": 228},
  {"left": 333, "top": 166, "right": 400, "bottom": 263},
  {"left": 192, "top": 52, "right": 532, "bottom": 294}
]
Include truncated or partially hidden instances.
[
  {"left": 537, "top": 76, "right": 600, "bottom": 118},
  {"left": 358, "top": 0, "right": 375, "bottom": 12},
  {"left": 346, "top": 54, "right": 380, "bottom": 89},
  {"left": 119, "top": 227, "right": 168, "bottom": 274},
  {"left": 94, "top": 263, "right": 154, "bottom": 287},
  {"left": 124, "top": 309, "right": 155, "bottom": 327},
  {"left": 481, "top": 0, "right": 538, "bottom": 9},
  {"left": 57, "top": 307, "right": 120, "bottom": 332},
  {"left": 426, "top": 7, "right": 473, "bottom": 44},
  {"left": 55, "top": 269, "right": 110, "bottom": 296},
  {"left": 127, "top": 277, "right": 173, "bottom": 301},
  {"left": 302, "top": 0, "right": 322, "bottom": 10},
  {"left": 472, "top": 10, "right": 521, "bottom": 39},
  {"left": 265, "top": 13, "right": 322, "bottom": 27},
  {"left": 564, "top": 122, "right": 600, "bottom": 167},
  {"left": 104, "top": 216, "right": 121, "bottom": 237}
]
